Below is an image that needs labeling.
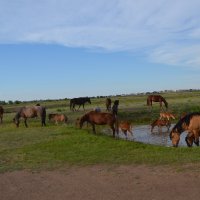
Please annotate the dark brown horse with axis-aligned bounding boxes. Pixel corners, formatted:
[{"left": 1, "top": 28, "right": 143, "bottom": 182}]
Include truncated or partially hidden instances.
[
  {"left": 79, "top": 111, "right": 117, "bottom": 137},
  {"left": 0, "top": 106, "right": 4, "bottom": 124},
  {"left": 147, "top": 95, "right": 168, "bottom": 110},
  {"left": 106, "top": 98, "right": 112, "bottom": 111},
  {"left": 112, "top": 100, "right": 119, "bottom": 116},
  {"left": 70, "top": 97, "right": 91, "bottom": 111},
  {"left": 13, "top": 105, "right": 46, "bottom": 127},
  {"left": 170, "top": 112, "right": 200, "bottom": 147}
]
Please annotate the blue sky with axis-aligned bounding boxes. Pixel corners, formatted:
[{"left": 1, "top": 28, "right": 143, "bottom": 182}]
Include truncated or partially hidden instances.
[{"left": 1, "top": 0, "right": 200, "bottom": 101}]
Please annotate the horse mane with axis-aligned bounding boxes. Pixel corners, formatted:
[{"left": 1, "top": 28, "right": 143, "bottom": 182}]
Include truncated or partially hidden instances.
[{"left": 172, "top": 112, "right": 200, "bottom": 134}]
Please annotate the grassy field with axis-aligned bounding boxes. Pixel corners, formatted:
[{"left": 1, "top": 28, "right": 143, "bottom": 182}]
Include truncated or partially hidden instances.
[{"left": 1, "top": 91, "right": 200, "bottom": 172}]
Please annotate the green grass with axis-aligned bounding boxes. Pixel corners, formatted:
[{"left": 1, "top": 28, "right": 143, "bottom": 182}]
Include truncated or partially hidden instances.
[{"left": 1, "top": 91, "right": 200, "bottom": 172}]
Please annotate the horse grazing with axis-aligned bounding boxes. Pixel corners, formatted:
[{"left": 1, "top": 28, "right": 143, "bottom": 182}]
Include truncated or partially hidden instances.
[
  {"left": 0, "top": 106, "right": 4, "bottom": 124},
  {"left": 112, "top": 100, "right": 119, "bottom": 116},
  {"left": 147, "top": 95, "right": 168, "bottom": 110},
  {"left": 160, "top": 112, "right": 176, "bottom": 121},
  {"left": 170, "top": 112, "right": 200, "bottom": 147},
  {"left": 79, "top": 111, "right": 117, "bottom": 137},
  {"left": 13, "top": 105, "right": 46, "bottom": 127},
  {"left": 106, "top": 98, "right": 112, "bottom": 111},
  {"left": 118, "top": 121, "right": 133, "bottom": 139},
  {"left": 48, "top": 113, "right": 68, "bottom": 124},
  {"left": 70, "top": 97, "right": 91, "bottom": 111},
  {"left": 151, "top": 119, "right": 171, "bottom": 133}
]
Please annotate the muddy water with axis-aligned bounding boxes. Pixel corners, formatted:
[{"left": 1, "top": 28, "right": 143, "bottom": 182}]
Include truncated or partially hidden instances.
[{"left": 103, "top": 124, "right": 189, "bottom": 147}]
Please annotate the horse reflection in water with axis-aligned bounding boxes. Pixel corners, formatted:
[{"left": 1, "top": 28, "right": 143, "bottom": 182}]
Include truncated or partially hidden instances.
[
  {"left": 13, "top": 105, "right": 46, "bottom": 127},
  {"left": 170, "top": 112, "right": 200, "bottom": 147},
  {"left": 79, "top": 111, "right": 117, "bottom": 137}
]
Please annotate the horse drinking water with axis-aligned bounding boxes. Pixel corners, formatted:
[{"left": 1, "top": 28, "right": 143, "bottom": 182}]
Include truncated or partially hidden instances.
[
  {"left": 79, "top": 111, "right": 117, "bottom": 137},
  {"left": 170, "top": 112, "right": 200, "bottom": 147},
  {"left": 13, "top": 105, "right": 46, "bottom": 127},
  {"left": 70, "top": 97, "right": 91, "bottom": 111}
]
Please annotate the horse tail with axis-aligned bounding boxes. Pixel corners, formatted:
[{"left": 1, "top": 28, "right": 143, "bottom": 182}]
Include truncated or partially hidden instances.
[
  {"left": 41, "top": 107, "right": 46, "bottom": 126},
  {"left": 70, "top": 99, "right": 73, "bottom": 110}
]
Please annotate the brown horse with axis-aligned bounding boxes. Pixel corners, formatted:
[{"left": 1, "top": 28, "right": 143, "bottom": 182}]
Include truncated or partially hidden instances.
[
  {"left": 151, "top": 119, "right": 171, "bottom": 133},
  {"left": 147, "top": 95, "right": 168, "bottom": 110},
  {"left": 106, "top": 98, "right": 112, "bottom": 111},
  {"left": 48, "top": 113, "right": 68, "bottom": 124},
  {"left": 79, "top": 111, "right": 117, "bottom": 137},
  {"left": 170, "top": 112, "right": 200, "bottom": 147},
  {"left": 0, "top": 106, "right": 4, "bottom": 124},
  {"left": 13, "top": 105, "right": 46, "bottom": 127},
  {"left": 118, "top": 121, "right": 133, "bottom": 139}
]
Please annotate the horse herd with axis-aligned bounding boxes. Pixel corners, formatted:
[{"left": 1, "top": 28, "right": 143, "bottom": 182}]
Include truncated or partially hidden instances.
[{"left": 1, "top": 95, "right": 200, "bottom": 148}]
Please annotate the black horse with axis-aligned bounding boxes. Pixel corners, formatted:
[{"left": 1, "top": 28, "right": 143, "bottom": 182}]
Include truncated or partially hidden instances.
[{"left": 70, "top": 97, "right": 91, "bottom": 111}]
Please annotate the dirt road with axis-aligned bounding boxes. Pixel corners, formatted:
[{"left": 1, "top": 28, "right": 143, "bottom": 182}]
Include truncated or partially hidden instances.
[{"left": 1, "top": 165, "right": 200, "bottom": 200}]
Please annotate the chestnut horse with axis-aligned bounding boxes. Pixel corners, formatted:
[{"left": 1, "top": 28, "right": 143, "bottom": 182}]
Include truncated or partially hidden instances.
[
  {"left": 151, "top": 119, "right": 171, "bottom": 133},
  {"left": 170, "top": 112, "right": 200, "bottom": 147},
  {"left": 160, "top": 112, "right": 176, "bottom": 121},
  {"left": 106, "top": 98, "right": 112, "bottom": 111},
  {"left": 79, "top": 111, "right": 117, "bottom": 137},
  {"left": 48, "top": 113, "right": 68, "bottom": 124},
  {"left": 118, "top": 121, "right": 133, "bottom": 139},
  {"left": 13, "top": 105, "right": 46, "bottom": 127},
  {"left": 147, "top": 95, "right": 168, "bottom": 110},
  {"left": 70, "top": 97, "right": 91, "bottom": 111},
  {"left": 0, "top": 106, "right": 4, "bottom": 124}
]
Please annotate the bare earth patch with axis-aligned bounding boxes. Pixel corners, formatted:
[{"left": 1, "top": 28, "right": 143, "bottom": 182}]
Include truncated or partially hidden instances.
[{"left": 1, "top": 165, "right": 200, "bottom": 200}]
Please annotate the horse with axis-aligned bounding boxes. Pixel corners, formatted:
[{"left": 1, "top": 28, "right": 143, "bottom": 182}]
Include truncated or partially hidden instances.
[
  {"left": 118, "top": 121, "right": 133, "bottom": 139},
  {"left": 70, "top": 97, "right": 91, "bottom": 111},
  {"left": 112, "top": 100, "right": 119, "bottom": 116},
  {"left": 147, "top": 95, "right": 168, "bottom": 110},
  {"left": 151, "top": 119, "right": 171, "bottom": 133},
  {"left": 48, "top": 113, "right": 68, "bottom": 124},
  {"left": 79, "top": 111, "right": 117, "bottom": 137},
  {"left": 169, "top": 112, "right": 200, "bottom": 147},
  {"left": 160, "top": 112, "right": 176, "bottom": 121},
  {"left": 0, "top": 106, "right": 4, "bottom": 124},
  {"left": 106, "top": 98, "right": 112, "bottom": 111},
  {"left": 13, "top": 105, "right": 46, "bottom": 127}
]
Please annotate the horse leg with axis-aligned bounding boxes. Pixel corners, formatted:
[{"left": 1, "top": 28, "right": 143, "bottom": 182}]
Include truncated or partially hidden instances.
[
  {"left": 91, "top": 123, "right": 96, "bottom": 134},
  {"left": 82, "top": 103, "right": 85, "bottom": 111},
  {"left": 24, "top": 118, "right": 28, "bottom": 128},
  {"left": 193, "top": 130, "right": 199, "bottom": 146},
  {"left": 110, "top": 124, "right": 115, "bottom": 137}
]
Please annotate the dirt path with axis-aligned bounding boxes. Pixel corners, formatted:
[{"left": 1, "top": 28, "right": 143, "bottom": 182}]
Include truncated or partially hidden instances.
[{"left": 1, "top": 165, "right": 200, "bottom": 200}]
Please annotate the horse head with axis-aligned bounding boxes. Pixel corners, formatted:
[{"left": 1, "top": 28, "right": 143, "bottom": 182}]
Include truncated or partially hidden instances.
[
  {"left": 170, "top": 129, "right": 180, "bottom": 147},
  {"left": 13, "top": 116, "right": 20, "bottom": 127}
]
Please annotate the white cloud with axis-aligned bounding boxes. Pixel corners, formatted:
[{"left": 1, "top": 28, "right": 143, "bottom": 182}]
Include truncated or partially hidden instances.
[{"left": 1, "top": 0, "right": 200, "bottom": 67}]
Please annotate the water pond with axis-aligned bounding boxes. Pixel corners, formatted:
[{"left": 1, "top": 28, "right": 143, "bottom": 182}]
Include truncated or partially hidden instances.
[{"left": 103, "top": 124, "right": 189, "bottom": 147}]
